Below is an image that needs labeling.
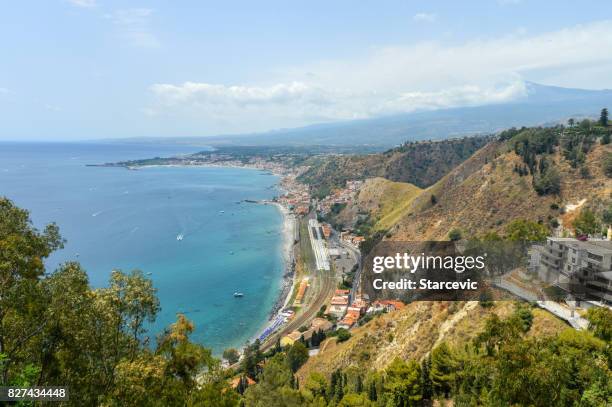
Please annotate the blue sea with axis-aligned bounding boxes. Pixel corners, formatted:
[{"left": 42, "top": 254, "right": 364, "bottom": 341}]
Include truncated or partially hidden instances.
[{"left": 0, "top": 141, "right": 285, "bottom": 352}]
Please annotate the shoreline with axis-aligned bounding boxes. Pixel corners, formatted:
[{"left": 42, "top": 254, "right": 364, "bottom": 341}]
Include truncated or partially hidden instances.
[
  {"left": 270, "top": 202, "right": 297, "bottom": 311},
  {"left": 249, "top": 200, "right": 298, "bottom": 344},
  {"left": 107, "top": 161, "right": 298, "bottom": 347},
  {"left": 118, "top": 162, "right": 287, "bottom": 178}
]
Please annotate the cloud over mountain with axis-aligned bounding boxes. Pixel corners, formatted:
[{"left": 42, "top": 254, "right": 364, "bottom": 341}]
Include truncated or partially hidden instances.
[{"left": 145, "top": 20, "right": 612, "bottom": 133}]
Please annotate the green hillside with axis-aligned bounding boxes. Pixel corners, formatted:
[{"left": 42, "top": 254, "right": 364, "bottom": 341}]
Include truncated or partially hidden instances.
[{"left": 299, "top": 135, "right": 490, "bottom": 198}]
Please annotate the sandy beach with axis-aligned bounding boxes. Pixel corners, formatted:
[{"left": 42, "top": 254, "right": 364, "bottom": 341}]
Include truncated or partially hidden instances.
[
  {"left": 270, "top": 202, "right": 297, "bottom": 312},
  {"left": 248, "top": 200, "right": 298, "bottom": 343}
]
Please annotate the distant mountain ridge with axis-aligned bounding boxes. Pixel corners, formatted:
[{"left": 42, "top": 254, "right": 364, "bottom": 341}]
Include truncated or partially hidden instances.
[{"left": 116, "top": 83, "right": 612, "bottom": 149}]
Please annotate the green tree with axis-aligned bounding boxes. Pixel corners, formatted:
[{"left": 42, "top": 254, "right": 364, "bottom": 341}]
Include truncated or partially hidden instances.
[
  {"left": 367, "top": 378, "right": 377, "bottom": 401},
  {"left": 600, "top": 108, "right": 609, "bottom": 127},
  {"left": 448, "top": 228, "right": 462, "bottom": 241},
  {"left": 573, "top": 208, "right": 600, "bottom": 237},
  {"left": 0, "top": 198, "right": 236, "bottom": 406},
  {"left": 0, "top": 198, "right": 63, "bottom": 383},
  {"left": 335, "top": 328, "right": 351, "bottom": 342},
  {"left": 189, "top": 379, "right": 240, "bottom": 407},
  {"left": 156, "top": 314, "right": 215, "bottom": 398},
  {"left": 420, "top": 356, "right": 433, "bottom": 400},
  {"left": 304, "top": 372, "right": 328, "bottom": 400},
  {"left": 244, "top": 353, "right": 303, "bottom": 407},
  {"left": 241, "top": 340, "right": 264, "bottom": 379},
  {"left": 580, "top": 119, "right": 593, "bottom": 131},
  {"left": 102, "top": 269, "right": 160, "bottom": 357},
  {"left": 475, "top": 314, "right": 522, "bottom": 356},
  {"left": 585, "top": 307, "right": 612, "bottom": 342},
  {"left": 430, "top": 342, "right": 456, "bottom": 397},
  {"left": 533, "top": 167, "right": 561, "bottom": 195},
  {"left": 512, "top": 303, "right": 534, "bottom": 333},
  {"left": 223, "top": 348, "right": 240, "bottom": 365},
  {"left": 478, "top": 289, "right": 494, "bottom": 308},
  {"left": 338, "top": 392, "right": 374, "bottom": 406},
  {"left": 330, "top": 368, "right": 345, "bottom": 402},
  {"left": 383, "top": 358, "right": 422, "bottom": 406},
  {"left": 286, "top": 341, "right": 309, "bottom": 372},
  {"left": 505, "top": 219, "right": 549, "bottom": 241}
]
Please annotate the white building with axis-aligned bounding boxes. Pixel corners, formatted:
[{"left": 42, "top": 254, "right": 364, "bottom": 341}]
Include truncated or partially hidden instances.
[{"left": 531, "top": 237, "right": 612, "bottom": 306}]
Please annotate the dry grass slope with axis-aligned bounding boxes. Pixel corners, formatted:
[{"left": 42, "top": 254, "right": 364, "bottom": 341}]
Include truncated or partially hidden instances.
[
  {"left": 297, "top": 299, "right": 569, "bottom": 381},
  {"left": 388, "top": 141, "right": 612, "bottom": 240}
]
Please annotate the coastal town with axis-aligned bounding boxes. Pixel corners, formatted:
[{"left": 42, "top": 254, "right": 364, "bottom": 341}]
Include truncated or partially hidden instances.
[{"left": 247, "top": 168, "right": 406, "bottom": 362}]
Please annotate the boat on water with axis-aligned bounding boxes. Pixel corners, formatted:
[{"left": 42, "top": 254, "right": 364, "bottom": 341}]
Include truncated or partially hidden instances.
[
  {"left": 176, "top": 234, "right": 184, "bottom": 241},
  {"left": 233, "top": 292, "right": 244, "bottom": 298}
]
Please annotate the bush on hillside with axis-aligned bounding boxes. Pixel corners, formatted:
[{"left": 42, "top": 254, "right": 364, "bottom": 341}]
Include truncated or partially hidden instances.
[{"left": 533, "top": 167, "right": 561, "bottom": 195}]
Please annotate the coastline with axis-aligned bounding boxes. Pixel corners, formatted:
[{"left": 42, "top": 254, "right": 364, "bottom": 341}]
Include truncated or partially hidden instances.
[
  {"left": 269, "top": 202, "right": 297, "bottom": 312},
  {"left": 249, "top": 200, "right": 297, "bottom": 343},
  {"left": 111, "top": 161, "right": 299, "bottom": 346},
  {"left": 121, "top": 162, "right": 286, "bottom": 178}
]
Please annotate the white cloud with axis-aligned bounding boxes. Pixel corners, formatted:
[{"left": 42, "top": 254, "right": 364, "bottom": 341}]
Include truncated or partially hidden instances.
[
  {"left": 67, "top": 0, "right": 96, "bottom": 8},
  {"left": 0, "top": 87, "right": 9, "bottom": 95},
  {"left": 413, "top": 13, "right": 437, "bottom": 23},
  {"left": 107, "top": 8, "right": 159, "bottom": 48},
  {"left": 146, "top": 20, "right": 612, "bottom": 134},
  {"left": 150, "top": 82, "right": 326, "bottom": 107}
]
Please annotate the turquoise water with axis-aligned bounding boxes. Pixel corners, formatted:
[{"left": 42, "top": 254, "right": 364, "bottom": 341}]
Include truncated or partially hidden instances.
[{"left": 0, "top": 142, "right": 284, "bottom": 352}]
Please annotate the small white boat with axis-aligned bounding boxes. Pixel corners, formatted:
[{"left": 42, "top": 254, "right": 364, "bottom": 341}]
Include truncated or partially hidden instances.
[
  {"left": 233, "top": 292, "right": 244, "bottom": 298},
  {"left": 176, "top": 234, "right": 184, "bottom": 241},
  {"left": 219, "top": 210, "right": 225, "bottom": 214}
]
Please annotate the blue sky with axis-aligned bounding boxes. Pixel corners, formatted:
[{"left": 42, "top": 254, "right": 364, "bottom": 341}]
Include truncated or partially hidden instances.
[{"left": 2, "top": 0, "right": 612, "bottom": 140}]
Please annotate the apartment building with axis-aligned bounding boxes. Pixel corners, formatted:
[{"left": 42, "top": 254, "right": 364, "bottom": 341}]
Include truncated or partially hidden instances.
[{"left": 531, "top": 237, "right": 612, "bottom": 306}]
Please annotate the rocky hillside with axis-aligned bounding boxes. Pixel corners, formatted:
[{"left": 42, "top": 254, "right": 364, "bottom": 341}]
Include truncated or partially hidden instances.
[
  {"left": 297, "top": 299, "right": 568, "bottom": 381},
  {"left": 299, "top": 136, "right": 490, "bottom": 198},
  {"left": 296, "top": 120, "right": 612, "bottom": 394},
  {"left": 387, "top": 128, "right": 612, "bottom": 240}
]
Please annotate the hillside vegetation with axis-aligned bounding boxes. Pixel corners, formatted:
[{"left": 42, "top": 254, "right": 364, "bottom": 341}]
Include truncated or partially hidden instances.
[
  {"left": 328, "top": 178, "right": 422, "bottom": 232},
  {"left": 297, "top": 299, "right": 568, "bottom": 381},
  {"left": 299, "top": 136, "right": 490, "bottom": 198},
  {"left": 387, "top": 123, "right": 612, "bottom": 241}
]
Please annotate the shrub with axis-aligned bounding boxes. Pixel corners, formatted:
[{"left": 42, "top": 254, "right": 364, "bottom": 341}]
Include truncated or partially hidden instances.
[
  {"left": 533, "top": 167, "right": 561, "bottom": 195},
  {"left": 448, "top": 228, "right": 462, "bottom": 241},
  {"left": 335, "top": 328, "right": 351, "bottom": 343},
  {"left": 222, "top": 348, "right": 240, "bottom": 365}
]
